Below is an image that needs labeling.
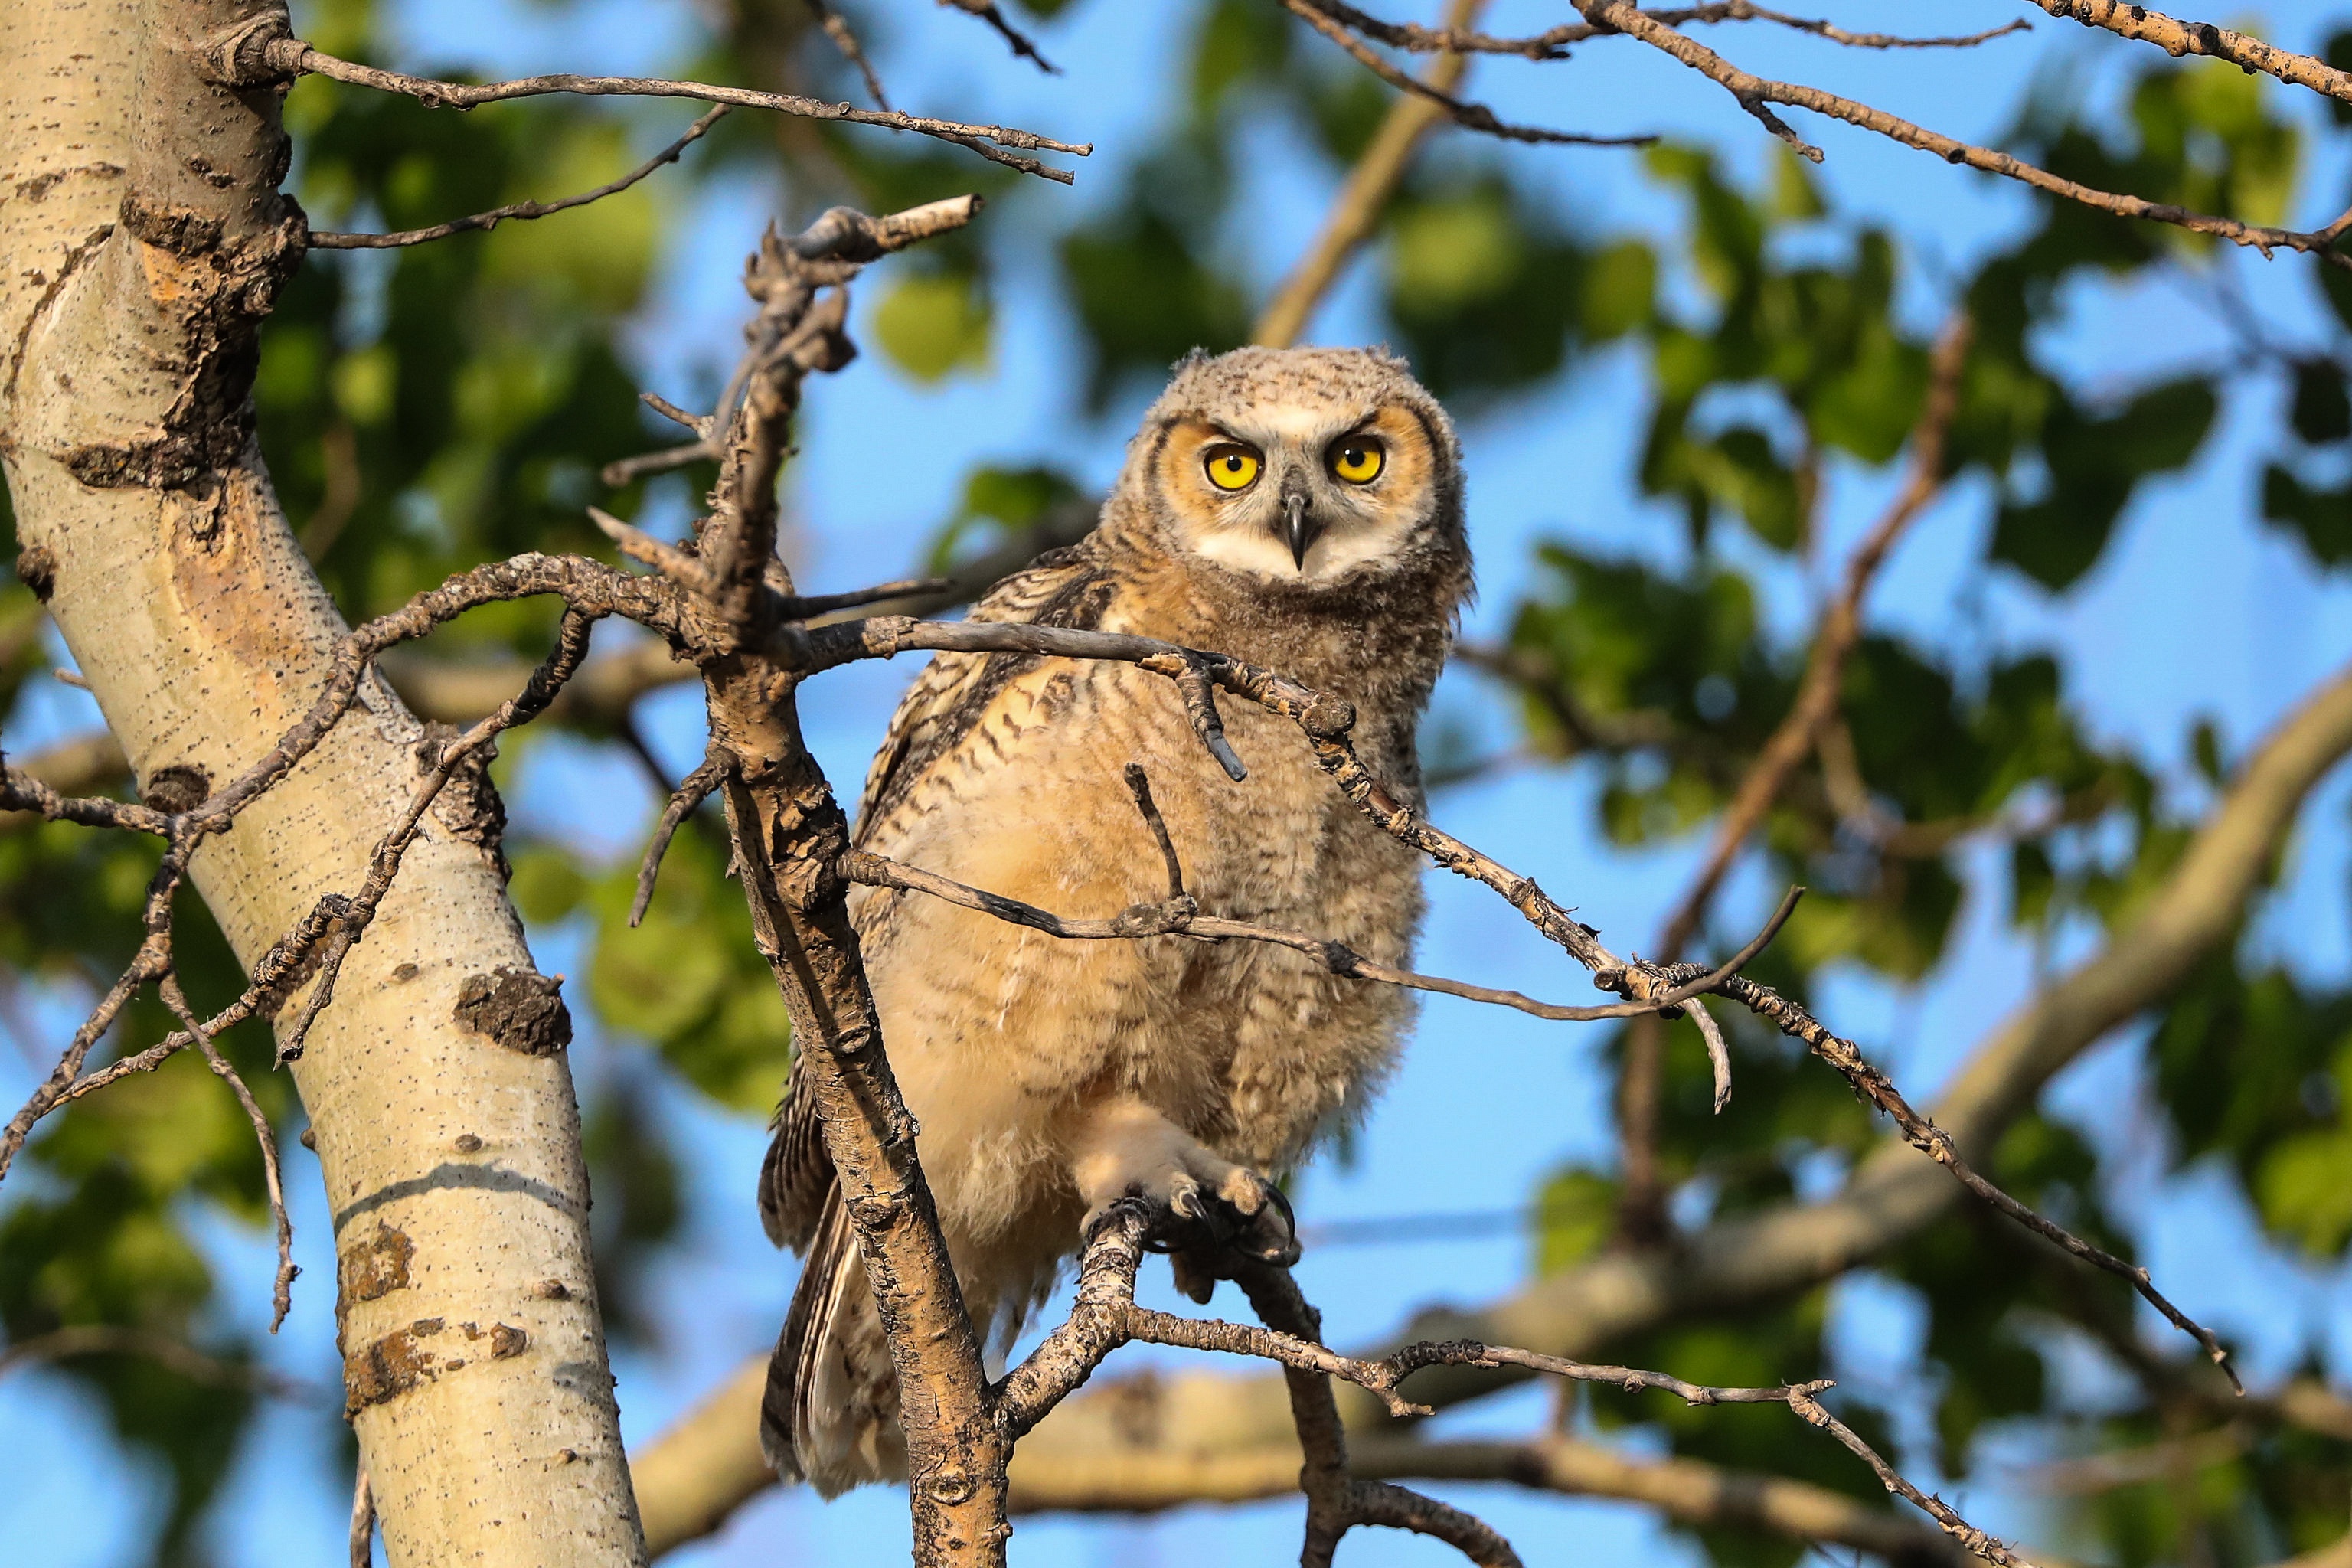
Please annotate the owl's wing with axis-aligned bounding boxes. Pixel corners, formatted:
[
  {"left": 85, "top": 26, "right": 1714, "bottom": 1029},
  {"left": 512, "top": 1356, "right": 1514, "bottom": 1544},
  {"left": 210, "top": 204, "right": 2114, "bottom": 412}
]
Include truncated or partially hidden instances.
[
  {"left": 851, "top": 541, "right": 1116, "bottom": 840},
  {"left": 760, "top": 539, "right": 1115, "bottom": 1256}
]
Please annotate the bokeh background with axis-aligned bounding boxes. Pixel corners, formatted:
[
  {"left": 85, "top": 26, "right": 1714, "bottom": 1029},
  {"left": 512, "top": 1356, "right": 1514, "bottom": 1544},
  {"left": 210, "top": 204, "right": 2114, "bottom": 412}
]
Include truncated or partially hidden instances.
[{"left": 5, "top": 2, "right": 2352, "bottom": 1564}]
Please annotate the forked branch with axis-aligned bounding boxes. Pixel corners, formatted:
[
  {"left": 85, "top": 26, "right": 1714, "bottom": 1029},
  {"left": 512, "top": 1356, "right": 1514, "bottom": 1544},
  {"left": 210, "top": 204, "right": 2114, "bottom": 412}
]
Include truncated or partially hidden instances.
[{"left": 211, "top": 22, "right": 1089, "bottom": 181}]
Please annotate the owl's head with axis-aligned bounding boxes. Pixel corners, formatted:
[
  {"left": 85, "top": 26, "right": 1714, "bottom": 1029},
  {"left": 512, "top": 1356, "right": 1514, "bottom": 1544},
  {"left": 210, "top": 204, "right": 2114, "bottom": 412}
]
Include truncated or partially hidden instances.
[{"left": 1116, "top": 346, "right": 1465, "bottom": 590}]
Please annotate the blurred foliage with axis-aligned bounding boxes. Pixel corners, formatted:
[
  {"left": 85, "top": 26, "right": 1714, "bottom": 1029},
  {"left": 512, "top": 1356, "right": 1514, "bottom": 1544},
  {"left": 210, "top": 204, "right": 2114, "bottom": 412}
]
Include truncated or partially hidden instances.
[{"left": 5, "top": 3, "right": 2352, "bottom": 1566}]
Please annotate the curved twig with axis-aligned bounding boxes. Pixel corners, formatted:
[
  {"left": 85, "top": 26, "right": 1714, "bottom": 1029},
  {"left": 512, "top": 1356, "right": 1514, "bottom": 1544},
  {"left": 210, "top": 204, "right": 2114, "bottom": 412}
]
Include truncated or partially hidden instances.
[
  {"left": 310, "top": 106, "right": 729, "bottom": 248},
  {"left": 632, "top": 750, "right": 728, "bottom": 926},
  {"left": 253, "top": 35, "right": 1089, "bottom": 182},
  {"left": 1280, "top": 0, "right": 1654, "bottom": 147}
]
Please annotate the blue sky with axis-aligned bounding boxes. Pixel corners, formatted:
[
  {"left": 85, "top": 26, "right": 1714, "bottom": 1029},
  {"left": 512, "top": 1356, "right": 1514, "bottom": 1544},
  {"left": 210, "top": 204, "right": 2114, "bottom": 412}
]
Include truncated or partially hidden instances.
[{"left": 7, "top": 3, "right": 2352, "bottom": 1565}]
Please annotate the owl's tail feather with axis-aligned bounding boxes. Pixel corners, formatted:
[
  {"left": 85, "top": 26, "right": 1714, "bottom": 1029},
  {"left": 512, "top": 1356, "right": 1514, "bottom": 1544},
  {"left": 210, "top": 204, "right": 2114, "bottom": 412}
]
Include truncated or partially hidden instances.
[{"left": 762, "top": 1191, "right": 905, "bottom": 1495}]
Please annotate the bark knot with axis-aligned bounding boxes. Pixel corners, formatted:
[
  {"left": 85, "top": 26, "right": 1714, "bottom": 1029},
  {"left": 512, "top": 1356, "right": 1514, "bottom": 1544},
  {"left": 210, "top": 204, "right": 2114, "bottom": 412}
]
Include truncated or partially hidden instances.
[
  {"left": 453, "top": 968, "right": 573, "bottom": 1057},
  {"left": 417, "top": 722, "right": 509, "bottom": 877},
  {"left": 12, "top": 546, "right": 56, "bottom": 602},
  {"left": 139, "top": 763, "right": 211, "bottom": 815},
  {"left": 339, "top": 1221, "right": 414, "bottom": 1306}
]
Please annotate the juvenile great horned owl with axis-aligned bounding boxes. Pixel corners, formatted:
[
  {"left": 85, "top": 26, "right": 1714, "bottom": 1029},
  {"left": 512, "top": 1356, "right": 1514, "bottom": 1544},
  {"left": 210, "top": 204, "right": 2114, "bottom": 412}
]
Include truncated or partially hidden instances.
[{"left": 759, "top": 345, "right": 1474, "bottom": 1492}]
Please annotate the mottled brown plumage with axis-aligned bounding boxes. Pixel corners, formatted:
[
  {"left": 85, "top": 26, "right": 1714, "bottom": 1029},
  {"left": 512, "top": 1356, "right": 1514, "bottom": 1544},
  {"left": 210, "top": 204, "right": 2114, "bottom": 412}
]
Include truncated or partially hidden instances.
[{"left": 760, "top": 346, "right": 1473, "bottom": 1493}]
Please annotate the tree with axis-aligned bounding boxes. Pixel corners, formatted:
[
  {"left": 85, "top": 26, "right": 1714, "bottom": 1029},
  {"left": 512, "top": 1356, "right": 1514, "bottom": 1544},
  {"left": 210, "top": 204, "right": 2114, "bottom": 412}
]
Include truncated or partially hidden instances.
[{"left": 5, "top": 2, "right": 2351, "bottom": 1566}]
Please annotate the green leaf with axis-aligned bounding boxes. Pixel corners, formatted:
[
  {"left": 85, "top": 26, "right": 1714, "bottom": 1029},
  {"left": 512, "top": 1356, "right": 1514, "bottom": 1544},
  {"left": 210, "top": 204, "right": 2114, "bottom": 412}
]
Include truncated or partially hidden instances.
[{"left": 2290, "top": 360, "right": 2351, "bottom": 445}]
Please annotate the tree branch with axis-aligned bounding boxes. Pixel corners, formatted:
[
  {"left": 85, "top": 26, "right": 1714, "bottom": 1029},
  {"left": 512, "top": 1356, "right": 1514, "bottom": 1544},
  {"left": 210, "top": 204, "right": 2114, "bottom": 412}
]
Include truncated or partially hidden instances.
[
  {"left": 1253, "top": 0, "right": 1487, "bottom": 349},
  {"left": 2019, "top": 0, "right": 2352, "bottom": 106},
  {"left": 309, "top": 106, "right": 729, "bottom": 247},
  {"left": 994, "top": 655, "right": 2352, "bottom": 1486},
  {"left": 1568, "top": 0, "right": 2352, "bottom": 266},
  {"left": 1310, "top": 2, "right": 2031, "bottom": 57},
  {"left": 236, "top": 31, "right": 1089, "bottom": 181},
  {"left": 1279, "top": 0, "right": 1655, "bottom": 149},
  {"left": 1618, "top": 312, "right": 1972, "bottom": 1236}
]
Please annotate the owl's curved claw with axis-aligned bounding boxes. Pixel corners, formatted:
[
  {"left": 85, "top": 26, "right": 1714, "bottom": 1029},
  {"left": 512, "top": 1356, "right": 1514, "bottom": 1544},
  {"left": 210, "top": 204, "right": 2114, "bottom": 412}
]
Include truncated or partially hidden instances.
[{"left": 1129, "top": 1165, "right": 1300, "bottom": 1295}]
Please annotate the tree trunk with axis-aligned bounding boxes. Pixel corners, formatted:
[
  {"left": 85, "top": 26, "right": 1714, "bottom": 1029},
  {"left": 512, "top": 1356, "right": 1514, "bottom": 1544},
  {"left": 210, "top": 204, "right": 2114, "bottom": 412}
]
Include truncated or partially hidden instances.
[{"left": 0, "top": 2, "right": 646, "bottom": 1562}]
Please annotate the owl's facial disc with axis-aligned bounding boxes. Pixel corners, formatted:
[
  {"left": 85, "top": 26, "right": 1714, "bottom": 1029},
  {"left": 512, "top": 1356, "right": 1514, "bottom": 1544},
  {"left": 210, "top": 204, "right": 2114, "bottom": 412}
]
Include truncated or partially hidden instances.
[{"left": 1156, "top": 404, "right": 1435, "bottom": 583}]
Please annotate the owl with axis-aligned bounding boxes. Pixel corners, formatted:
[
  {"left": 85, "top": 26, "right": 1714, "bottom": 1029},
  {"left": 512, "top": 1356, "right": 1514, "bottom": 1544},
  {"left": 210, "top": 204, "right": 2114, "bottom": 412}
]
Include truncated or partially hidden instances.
[{"left": 758, "top": 345, "right": 1474, "bottom": 1494}]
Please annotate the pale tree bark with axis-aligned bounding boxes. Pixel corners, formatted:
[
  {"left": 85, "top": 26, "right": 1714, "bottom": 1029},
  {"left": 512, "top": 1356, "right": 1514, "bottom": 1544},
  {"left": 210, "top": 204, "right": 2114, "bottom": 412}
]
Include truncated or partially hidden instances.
[{"left": 0, "top": 2, "right": 645, "bottom": 1563}]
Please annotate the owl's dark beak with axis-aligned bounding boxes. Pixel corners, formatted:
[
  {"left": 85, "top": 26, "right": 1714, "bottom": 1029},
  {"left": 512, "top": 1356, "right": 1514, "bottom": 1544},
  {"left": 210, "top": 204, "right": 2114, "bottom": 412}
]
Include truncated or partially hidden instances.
[{"left": 1281, "top": 487, "right": 1321, "bottom": 570}]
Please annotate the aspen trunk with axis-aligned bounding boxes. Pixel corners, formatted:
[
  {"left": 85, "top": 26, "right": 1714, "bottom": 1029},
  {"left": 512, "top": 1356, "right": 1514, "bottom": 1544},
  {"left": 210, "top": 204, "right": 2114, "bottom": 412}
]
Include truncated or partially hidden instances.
[{"left": 0, "top": 2, "right": 647, "bottom": 1561}]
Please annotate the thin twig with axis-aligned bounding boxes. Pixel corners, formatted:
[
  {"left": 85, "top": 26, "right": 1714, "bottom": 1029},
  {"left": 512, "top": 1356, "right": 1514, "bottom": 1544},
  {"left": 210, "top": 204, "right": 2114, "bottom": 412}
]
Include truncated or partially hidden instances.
[
  {"left": 811, "top": 610, "right": 2235, "bottom": 1377},
  {"left": 2019, "top": 0, "right": 2352, "bottom": 106},
  {"left": 589, "top": 505, "right": 718, "bottom": 596},
  {"left": 775, "top": 575, "right": 956, "bottom": 620},
  {"left": 0, "top": 760, "right": 172, "bottom": 835},
  {"left": 349, "top": 1468, "right": 374, "bottom": 1568},
  {"left": 309, "top": 106, "right": 729, "bottom": 247},
  {"left": 1300, "top": 1, "right": 2030, "bottom": 56},
  {"left": 632, "top": 750, "right": 727, "bottom": 926},
  {"left": 842, "top": 847, "right": 1798, "bottom": 1023},
  {"left": 1658, "top": 309, "right": 1971, "bottom": 957},
  {"left": 937, "top": 0, "right": 1060, "bottom": 74},
  {"left": 1120, "top": 763, "right": 1186, "bottom": 899},
  {"left": 254, "top": 34, "right": 1089, "bottom": 182},
  {"left": 803, "top": 0, "right": 891, "bottom": 109},
  {"left": 167, "top": 974, "right": 298, "bottom": 1331},
  {"left": 1282, "top": 0, "right": 1655, "bottom": 149},
  {"left": 1615, "top": 313, "right": 1973, "bottom": 1223},
  {"left": 0, "top": 854, "right": 181, "bottom": 1180},
  {"left": 1255, "top": 0, "right": 1488, "bottom": 348},
  {"left": 1570, "top": 0, "right": 2352, "bottom": 267},
  {"left": 601, "top": 441, "right": 718, "bottom": 488},
  {"left": 0, "top": 1325, "right": 328, "bottom": 1403}
]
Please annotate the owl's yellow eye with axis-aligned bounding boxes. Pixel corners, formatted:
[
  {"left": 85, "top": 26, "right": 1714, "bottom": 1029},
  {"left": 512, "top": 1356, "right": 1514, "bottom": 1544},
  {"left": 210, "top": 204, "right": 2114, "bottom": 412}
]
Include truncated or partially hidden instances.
[
  {"left": 1203, "top": 444, "right": 1262, "bottom": 492},
  {"left": 1329, "top": 436, "right": 1385, "bottom": 485}
]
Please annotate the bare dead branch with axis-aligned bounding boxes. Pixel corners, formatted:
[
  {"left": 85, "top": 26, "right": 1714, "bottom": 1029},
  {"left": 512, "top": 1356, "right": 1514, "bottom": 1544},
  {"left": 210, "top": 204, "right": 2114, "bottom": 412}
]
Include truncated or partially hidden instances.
[
  {"left": 309, "top": 106, "right": 728, "bottom": 248},
  {"left": 810, "top": 609, "right": 2233, "bottom": 1376},
  {"left": 0, "top": 755, "right": 171, "bottom": 834},
  {"left": 1570, "top": 0, "right": 2352, "bottom": 267},
  {"left": 1707, "top": 965, "right": 2242, "bottom": 1388},
  {"left": 0, "top": 1323, "right": 329, "bottom": 1403},
  {"left": 164, "top": 972, "right": 299, "bottom": 1331},
  {"left": 1255, "top": 0, "right": 1486, "bottom": 348},
  {"left": 937, "top": 0, "right": 1060, "bottom": 75},
  {"left": 640, "top": 389, "right": 710, "bottom": 435},
  {"left": 840, "top": 845, "right": 1798, "bottom": 1024},
  {"left": 51, "top": 895, "right": 350, "bottom": 1102},
  {"left": 2020, "top": 0, "right": 2352, "bottom": 106},
  {"left": 1120, "top": 764, "right": 1187, "bottom": 899},
  {"left": 663, "top": 193, "right": 1009, "bottom": 1562},
  {"left": 1618, "top": 312, "right": 1972, "bottom": 1230},
  {"left": 240, "top": 33, "right": 1090, "bottom": 182},
  {"left": 1658, "top": 314, "right": 1971, "bottom": 959},
  {"left": 777, "top": 575, "right": 957, "bottom": 621},
  {"left": 601, "top": 440, "right": 719, "bottom": 488},
  {"left": 631, "top": 749, "right": 727, "bottom": 926},
  {"left": 590, "top": 505, "right": 718, "bottom": 597},
  {"left": 348, "top": 1468, "right": 374, "bottom": 1568},
  {"left": 1279, "top": 0, "right": 1655, "bottom": 148},
  {"left": 1312, "top": 2, "right": 2030, "bottom": 57},
  {"left": 0, "top": 854, "right": 181, "bottom": 1181},
  {"left": 803, "top": 0, "right": 891, "bottom": 109},
  {"left": 1650, "top": 5, "right": 2032, "bottom": 51}
]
